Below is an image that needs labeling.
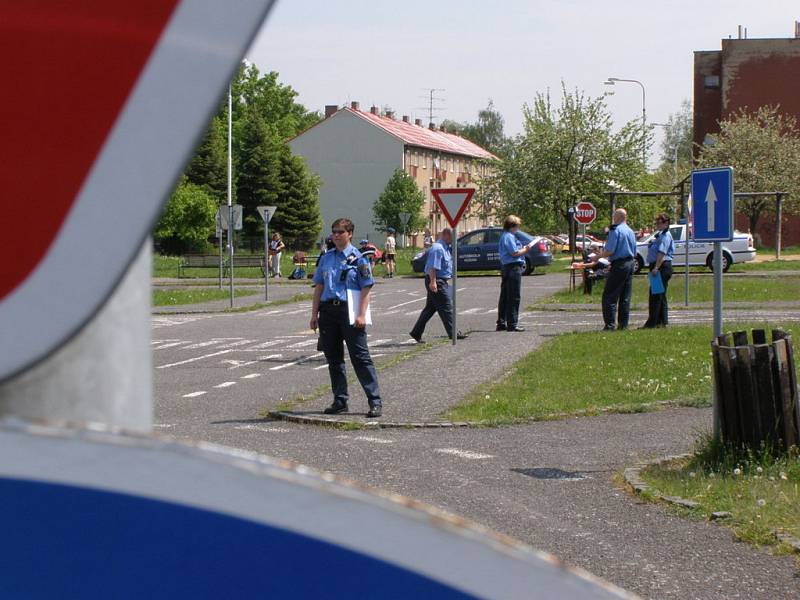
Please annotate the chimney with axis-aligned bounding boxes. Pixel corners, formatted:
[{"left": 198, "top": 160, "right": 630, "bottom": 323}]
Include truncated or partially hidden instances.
[
  {"left": 385, "top": 110, "right": 394, "bottom": 120},
  {"left": 415, "top": 118, "right": 423, "bottom": 126},
  {"left": 439, "top": 124, "right": 446, "bottom": 132},
  {"left": 370, "top": 106, "right": 379, "bottom": 115},
  {"left": 796, "top": 20, "right": 800, "bottom": 38},
  {"left": 324, "top": 105, "right": 338, "bottom": 118},
  {"left": 429, "top": 122, "right": 436, "bottom": 130},
  {"left": 402, "top": 115, "right": 410, "bottom": 123},
  {"left": 351, "top": 101, "right": 360, "bottom": 110}
]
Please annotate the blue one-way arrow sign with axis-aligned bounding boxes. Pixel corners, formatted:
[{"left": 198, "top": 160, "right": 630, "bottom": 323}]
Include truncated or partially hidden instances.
[{"left": 692, "top": 167, "right": 733, "bottom": 241}]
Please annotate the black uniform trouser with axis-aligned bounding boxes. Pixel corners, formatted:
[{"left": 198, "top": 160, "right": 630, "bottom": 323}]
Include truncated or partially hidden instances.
[
  {"left": 410, "top": 276, "right": 453, "bottom": 339},
  {"left": 497, "top": 263, "right": 523, "bottom": 329},
  {"left": 601, "top": 258, "right": 634, "bottom": 329},
  {"left": 318, "top": 303, "right": 381, "bottom": 408},
  {"left": 643, "top": 261, "right": 673, "bottom": 328}
]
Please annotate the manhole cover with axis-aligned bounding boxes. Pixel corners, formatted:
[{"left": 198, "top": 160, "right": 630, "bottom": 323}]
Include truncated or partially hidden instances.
[{"left": 512, "top": 468, "right": 586, "bottom": 481}]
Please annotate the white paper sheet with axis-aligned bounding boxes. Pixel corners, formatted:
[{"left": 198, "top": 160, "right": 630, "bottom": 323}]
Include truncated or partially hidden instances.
[{"left": 346, "top": 289, "right": 372, "bottom": 325}]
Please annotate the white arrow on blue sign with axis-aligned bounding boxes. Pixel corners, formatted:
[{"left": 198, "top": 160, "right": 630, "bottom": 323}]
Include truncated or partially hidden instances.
[{"left": 691, "top": 167, "right": 733, "bottom": 242}]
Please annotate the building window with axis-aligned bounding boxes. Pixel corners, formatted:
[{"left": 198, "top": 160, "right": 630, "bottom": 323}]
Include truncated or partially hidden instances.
[
  {"left": 704, "top": 75, "right": 720, "bottom": 89},
  {"left": 423, "top": 153, "right": 427, "bottom": 169}
]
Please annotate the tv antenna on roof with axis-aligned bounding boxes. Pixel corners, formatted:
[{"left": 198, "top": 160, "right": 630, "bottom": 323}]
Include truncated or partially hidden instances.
[{"left": 418, "top": 88, "right": 445, "bottom": 126}]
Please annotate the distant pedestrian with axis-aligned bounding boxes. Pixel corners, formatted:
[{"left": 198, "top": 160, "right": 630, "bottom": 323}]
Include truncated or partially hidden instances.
[
  {"left": 598, "top": 208, "right": 637, "bottom": 330},
  {"left": 409, "top": 227, "right": 467, "bottom": 342},
  {"left": 383, "top": 228, "right": 397, "bottom": 278},
  {"left": 269, "top": 232, "right": 285, "bottom": 278},
  {"left": 310, "top": 218, "right": 382, "bottom": 418},
  {"left": 496, "top": 215, "right": 535, "bottom": 332},
  {"left": 423, "top": 228, "right": 433, "bottom": 248},
  {"left": 641, "top": 213, "right": 675, "bottom": 328}
]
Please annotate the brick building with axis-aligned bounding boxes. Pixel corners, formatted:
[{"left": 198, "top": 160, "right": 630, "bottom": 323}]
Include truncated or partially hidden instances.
[
  {"left": 289, "top": 102, "right": 497, "bottom": 246},
  {"left": 694, "top": 27, "right": 800, "bottom": 247}
]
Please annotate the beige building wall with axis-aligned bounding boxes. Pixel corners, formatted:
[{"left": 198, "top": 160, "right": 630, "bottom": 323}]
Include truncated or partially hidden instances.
[{"left": 403, "top": 147, "right": 497, "bottom": 245}]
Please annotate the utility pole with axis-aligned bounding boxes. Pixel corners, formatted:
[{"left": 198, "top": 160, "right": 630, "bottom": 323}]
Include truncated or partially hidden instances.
[{"left": 419, "top": 88, "right": 445, "bottom": 126}]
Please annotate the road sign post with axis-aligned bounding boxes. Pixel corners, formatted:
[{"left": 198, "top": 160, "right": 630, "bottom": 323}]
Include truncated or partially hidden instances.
[
  {"left": 258, "top": 206, "right": 277, "bottom": 300},
  {"left": 432, "top": 189, "right": 475, "bottom": 345},
  {"left": 399, "top": 212, "right": 411, "bottom": 248},
  {"left": 216, "top": 208, "right": 224, "bottom": 289},
  {"left": 573, "top": 201, "right": 597, "bottom": 260}
]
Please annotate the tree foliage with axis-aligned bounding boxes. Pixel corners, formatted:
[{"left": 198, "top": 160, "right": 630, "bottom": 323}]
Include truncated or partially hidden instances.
[
  {"left": 659, "top": 99, "right": 694, "bottom": 166},
  {"left": 154, "top": 177, "right": 217, "bottom": 254},
  {"left": 697, "top": 105, "right": 800, "bottom": 235},
  {"left": 491, "top": 84, "right": 647, "bottom": 233},
  {"left": 272, "top": 151, "right": 322, "bottom": 250},
  {"left": 443, "top": 100, "right": 508, "bottom": 156},
  {"left": 372, "top": 169, "right": 426, "bottom": 234},
  {"left": 185, "top": 116, "right": 227, "bottom": 202}
]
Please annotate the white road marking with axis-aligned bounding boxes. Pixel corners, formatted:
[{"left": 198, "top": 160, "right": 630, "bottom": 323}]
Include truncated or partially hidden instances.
[
  {"left": 369, "top": 339, "right": 393, "bottom": 346},
  {"left": 458, "top": 308, "right": 481, "bottom": 315},
  {"left": 182, "top": 391, "right": 207, "bottom": 398},
  {"left": 214, "top": 381, "right": 237, "bottom": 388},
  {"left": 247, "top": 340, "right": 283, "bottom": 349},
  {"left": 157, "top": 349, "right": 232, "bottom": 369},
  {"left": 151, "top": 315, "right": 212, "bottom": 328},
  {"left": 386, "top": 296, "right": 427, "bottom": 310},
  {"left": 153, "top": 341, "right": 188, "bottom": 350},
  {"left": 215, "top": 339, "right": 255, "bottom": 349},
  {"left": 152, "top": 423, "right": 175, "bottom": 428},
  {"left": 289, "top": 339, "right": 318, "bottom": 348},
  {"left": 404, "top": 310, "right": 419, "bottom": 316},
  {"left": 314, "top": 363, "right": 329, "bottom": 370},
  {"left": 382, "top": 310, "right": 400, "bottom": 315},
  {"left": 221, "top": 359, "right": 257, "bottom": 370},
  {"left": 435, "top": 448, "right": 494, "bottom": 460},
  {"left": 283, "top": 308, "right": 307, "bottom": 316},
  {"left": 270, "top": 352, "right": 324, "bottom": 371},
  {"left": 261, "top": 309, "right": 287, "bottom": 315},
  {"left": 233, "top": 425, "right": 292, "bottom": 433},
  {"left": 241, "top": 373, "right": 261, "bottom": 379},
  {"left": 152, "top": 338, "right": 180, "bottom": 345},
  {"left": 183, "top": 338, "right": 240, "bottom": 350},
  {"left": 336, "top": 435, "right": 394, "bottom": 444}
]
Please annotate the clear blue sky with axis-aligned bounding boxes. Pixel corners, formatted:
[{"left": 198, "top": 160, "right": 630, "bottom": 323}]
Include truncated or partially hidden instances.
[{"left": 248, "top": 0, "right": 798, "bottom": 163}]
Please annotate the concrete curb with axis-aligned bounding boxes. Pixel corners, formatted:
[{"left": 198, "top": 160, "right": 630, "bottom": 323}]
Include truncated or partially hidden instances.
[
  {"left": 623, "top": 454, "right": 800, "bottom": 553},
  {"left": 268, "top": 411, "right": 472, "bottom": 429}
]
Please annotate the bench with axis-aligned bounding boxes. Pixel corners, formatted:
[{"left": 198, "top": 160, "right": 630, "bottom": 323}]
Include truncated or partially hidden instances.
[
  {"left": 178, "top": 254, "right": 223, "bottom": 278},
  {"left": 229, "top": 255, "right": 267, "bottom": 277}
]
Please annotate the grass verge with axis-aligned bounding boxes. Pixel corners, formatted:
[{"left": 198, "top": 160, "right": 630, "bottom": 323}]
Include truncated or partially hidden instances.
[
  {"left": 152, "top": 288, "right": 259, "bottom": 306},
  {"left": 640, "top": 434, "right": 800, "bottom": 549},
  {"left": 223, "top": 293, "right": 313, "bottom": 313},
  {"left": 446, "top": 322, "right": 798, "bottom": 424},
  {"left": 535, "top": 274, "right": 800, "bottom": 306}
]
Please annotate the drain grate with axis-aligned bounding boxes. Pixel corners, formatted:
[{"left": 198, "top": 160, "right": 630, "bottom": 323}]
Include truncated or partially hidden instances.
[{"left": 512, "top": 468, "right": 586, "bottom": 481}]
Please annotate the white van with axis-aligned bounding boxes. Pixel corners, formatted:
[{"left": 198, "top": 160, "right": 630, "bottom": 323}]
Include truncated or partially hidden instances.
[{"left": 634, "top": 223, "right": 755, "bottom": 274}]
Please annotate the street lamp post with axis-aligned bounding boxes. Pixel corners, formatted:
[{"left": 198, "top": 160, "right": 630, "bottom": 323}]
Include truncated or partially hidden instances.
[{"left": 605, "top": 77, "right": 646, "bottom": 166}]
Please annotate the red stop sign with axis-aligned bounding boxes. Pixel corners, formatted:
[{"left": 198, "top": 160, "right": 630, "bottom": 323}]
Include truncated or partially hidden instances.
[{"left": 574, "top": 202, "right": 597, "bottom": 225}]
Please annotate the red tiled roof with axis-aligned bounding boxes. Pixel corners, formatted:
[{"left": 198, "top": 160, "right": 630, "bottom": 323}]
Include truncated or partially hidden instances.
[{"left": 344, "top": 107, "right": 497, "bottom": 160}]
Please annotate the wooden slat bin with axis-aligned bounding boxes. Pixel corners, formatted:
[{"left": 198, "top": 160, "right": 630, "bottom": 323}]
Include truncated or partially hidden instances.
[{"left": 711, "top": 329, "right": 799, "bottom": 451}]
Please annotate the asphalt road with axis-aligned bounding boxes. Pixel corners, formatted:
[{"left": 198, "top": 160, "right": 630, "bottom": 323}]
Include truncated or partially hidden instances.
[{"left": 153, "top": 273, "right": 800, "bottom": 599}]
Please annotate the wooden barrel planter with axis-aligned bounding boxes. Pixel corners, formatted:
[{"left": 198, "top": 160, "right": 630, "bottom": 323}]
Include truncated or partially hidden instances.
[{"left": 711, "top": 329, "right": 799, "bottom": 451}]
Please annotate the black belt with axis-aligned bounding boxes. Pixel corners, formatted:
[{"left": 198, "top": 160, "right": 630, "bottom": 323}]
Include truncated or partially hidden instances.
[
  {"left": 611, "top": 257, "right": 634, "bottom": 266},
  {"left": 320, "top": 299, "right": 346, "bottom": 306}
]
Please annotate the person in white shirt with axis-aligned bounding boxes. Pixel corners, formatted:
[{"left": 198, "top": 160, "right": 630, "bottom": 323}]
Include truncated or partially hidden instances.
[{"left": 384, "top": 228, "right": 397, "bottom": 278}]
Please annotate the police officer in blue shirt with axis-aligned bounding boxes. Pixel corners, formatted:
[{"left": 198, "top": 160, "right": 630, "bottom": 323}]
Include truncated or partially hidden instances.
[
  {"left": 597, "top": 208, "right": 637, "bottom": 330},
  {"left": 642, "top": 213, "right": 675, "bottom": 328},
  {"left": 409, "top": 227, "right": 466, "bottom": 342},
  {"left": 310, "top": 218, "right": 382, "bottom": 418},
  {"left": 497, "top": 215, "right": 535, "bottom": 332}
]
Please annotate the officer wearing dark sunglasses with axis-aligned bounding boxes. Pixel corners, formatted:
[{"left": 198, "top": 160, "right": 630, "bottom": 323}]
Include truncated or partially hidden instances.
[{"left": 310, "top": 218, "right": 382, "bottom": 418}]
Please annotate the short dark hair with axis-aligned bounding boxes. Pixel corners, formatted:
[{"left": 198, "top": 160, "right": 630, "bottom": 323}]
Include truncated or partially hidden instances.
[
  {"left": 331, "top": 218, "right": 354, "bottom": 234},
  {"left": 503, "top": 215, "right": 522, "bottom": 230},
  {"left": 656, "top": 213, "right": 670, "bottom": 225}
]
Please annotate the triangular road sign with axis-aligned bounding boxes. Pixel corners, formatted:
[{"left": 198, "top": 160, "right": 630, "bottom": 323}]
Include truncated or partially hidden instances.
[
  {"left": 432, "top": 188, "right": 475, "bottom": 228},
  {"left": 257, "top": 205, "right": 277, "bottom": 223}
]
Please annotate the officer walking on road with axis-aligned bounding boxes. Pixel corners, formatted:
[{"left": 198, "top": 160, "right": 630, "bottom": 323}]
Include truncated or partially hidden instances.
[
  {"left": 597, "top": 208, "right": 637, "bottom": 330},
  {"left": 641, "top": 213, "right": 675, "bottom": 328},
  {"left": 409, "top": 227, "right": 467, "bottom": 342},
  {"left": 497, "top": 215, "right": 535, "bottom": 332},
  {"left": 310, "top": 218, "right": 383, "bottom": 418}
]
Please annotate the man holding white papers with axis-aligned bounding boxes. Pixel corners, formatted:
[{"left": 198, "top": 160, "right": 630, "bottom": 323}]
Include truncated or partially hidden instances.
[
  {"left": 497, "top": 215, "right": 535, "bottom": 332},
  {"left": 641, "top": 213, "right": 675, "bottom": 329},
  {"left": 310, "top": 218, "right": 383, "bottom": 418}
]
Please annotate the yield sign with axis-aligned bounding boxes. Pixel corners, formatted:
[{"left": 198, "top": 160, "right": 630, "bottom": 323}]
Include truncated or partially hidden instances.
[
  {"left": 432, "top": 188, "right": 475, "bottom": 229},
  {"left": 0, "top": 1, "right": 275, "bottom": 382}
]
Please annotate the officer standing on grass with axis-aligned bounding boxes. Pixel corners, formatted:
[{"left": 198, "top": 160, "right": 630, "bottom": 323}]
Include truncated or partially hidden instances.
[
  {"left": 310, "top": 218, "right": 383, "bottom": 418},
  {"left": 597, "top": 208, "right": 637, "bottom": 331},
  {"left": 497, "top": 215, "right": 535, "bottom": 332},
  {"left": 409, "top": 227, "right": 467, "bottom": 342},
  {"left": 641, "top": 213, "right": 675, "bottom": 328}
]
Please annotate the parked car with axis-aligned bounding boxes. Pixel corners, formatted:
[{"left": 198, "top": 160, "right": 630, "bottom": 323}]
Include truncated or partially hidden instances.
[
  {"left": 545, "top": 234, "right": 571, "bottom": 254},
  {"left": 411, "top": 228, "right": 553, "bottom": 275},
  {"left": 573, "top": 234, "right": 605, "bottom": 252},
  {"left": 634, "top": 223, "right": 756, "bottom": 274}
]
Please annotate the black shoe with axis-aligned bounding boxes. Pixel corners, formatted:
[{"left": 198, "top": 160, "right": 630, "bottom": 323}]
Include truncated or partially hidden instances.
[
  {"left": 366, "top": 406, "right": 382, "bottom": 418},
  {"left": 453, "top": 331, "right": 469, "bottom": 340},
  {"left": 507, "top": 326, "right": 526, "bottom": 332},
  {"left": 409, "top": 332, "right": 423, "bottom": 343},
  {"left": 602, "top": 325, "right": 616, "bottom": 331},
  {"left": 323, "top": 403, "right": 348, "bottom": 415},
  {"left": 496, "top": 324, "right": 507, "bottom": 331}
]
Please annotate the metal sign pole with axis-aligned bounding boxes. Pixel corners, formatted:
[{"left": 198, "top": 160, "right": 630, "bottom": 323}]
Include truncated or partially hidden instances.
[
  {"left": 218, "top": 211, "right": 223, "bottom": 290},
  {"left": 684, "top": 193, "right": 690, "bottom": 307},
  {"left": 581, "top": 224, "right": 586, "bottom": 258},
  {"left": 227, "top": 84, "right": 234, "bottom": 308},
  {"left": 452, "top": 224, "right": 458, "bottom": 346},
  {"left": 713, "top": 242, "right": 723, "bottom": 337},
  {"left": 264, "top": 217, "right": 269, "bottom": 301}
]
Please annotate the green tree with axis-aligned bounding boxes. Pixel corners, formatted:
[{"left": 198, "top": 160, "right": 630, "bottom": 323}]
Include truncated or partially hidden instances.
[
  {"left": 494, "top": 84, "right": 647, "bottom": 233},
  {"left": 697, "top": 105, "right": 800, "bottom": 236},
  {"left": 442, "top": 100, "right": 508, "bottom": 156},
  {"left": 660, "top": 99, "right": 694, "bottom": 166},
  {"left": 154, "top": 177, "right": 217, "bottom": 254},
  {"left": 236, "top": 108, "right": 282, "bottom": 237},
  {"left": 272, "top": 150, "right": 322, "bottom": 250},
  {"left": 185, "top": 116, "right": 227, "bottom": 201},
  {"left": 373, "top": 169, "right": 426, "bottom": 234}
]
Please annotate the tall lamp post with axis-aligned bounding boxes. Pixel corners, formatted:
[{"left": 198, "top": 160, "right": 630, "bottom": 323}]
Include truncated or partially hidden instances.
[{"left": 605, "top": 77, "right": 646, "bottom": 166}]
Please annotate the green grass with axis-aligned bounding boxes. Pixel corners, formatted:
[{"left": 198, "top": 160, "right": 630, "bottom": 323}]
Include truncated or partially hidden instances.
[
  {"left": 537, "top": 274, "right": 800, "bottom": 306},
  {"left": 152, "top": 288, "right": 259, "bottom": 306},
  {"left": 729, "top": 260, "right": 800, "bottom": 272},
  {"left": 641, "top": 435, "right": 800, "bottom": 548},
  {"left": 447, "top": 323, "right": 799, "bottom": 424}
]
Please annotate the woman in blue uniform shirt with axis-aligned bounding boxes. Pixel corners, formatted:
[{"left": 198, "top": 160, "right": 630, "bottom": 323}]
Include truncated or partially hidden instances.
[
  {"left": 641, "top": 213, "right": 675, "bottom": 328},
  {"left": 310, "top": 218, "right": 383, "bottom": 417}
]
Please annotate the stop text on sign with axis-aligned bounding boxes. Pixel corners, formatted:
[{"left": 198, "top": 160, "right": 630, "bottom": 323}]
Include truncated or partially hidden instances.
[{"left": 574, "top": 202, "right": 596, "bottom": 225}]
